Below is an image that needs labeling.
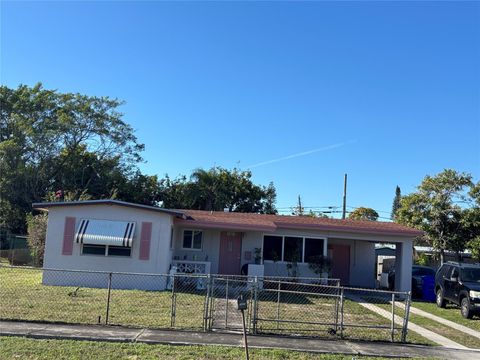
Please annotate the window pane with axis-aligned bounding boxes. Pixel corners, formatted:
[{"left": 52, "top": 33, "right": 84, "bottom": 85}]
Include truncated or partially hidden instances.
[
  {"left": 108, "top": 246, "right": 131, "bottom": 257},
  {"left": 284, "top": 237, "right": 303, "bottom": 262},
  {"left": 263, "top": 236, "right": 282, "bottom": 261},
  {"left": 193, "top": 231, "right": 202, "bottom": 249},
  {"left": 83, "top": 244, "right": 106, "bottom": 255},
  {"left": 183, "top": 230, "right": 192, "bottom": 248},
  {"left": 304, "top": 238, "right": 324, "bottom": 263}
]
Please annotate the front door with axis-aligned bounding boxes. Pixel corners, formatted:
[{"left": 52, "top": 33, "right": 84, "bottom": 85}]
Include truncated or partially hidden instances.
[
  {"left": 329, "top": 244, "right": 351, "bottom": 285},
  {"left": 218, "top": 232, "right": 242, "bottom": 275}
]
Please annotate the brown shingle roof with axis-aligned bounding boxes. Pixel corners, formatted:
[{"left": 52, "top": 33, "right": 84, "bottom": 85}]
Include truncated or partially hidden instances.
[{"left": 175, "top": 210, "right": 423, "bottom": 237}]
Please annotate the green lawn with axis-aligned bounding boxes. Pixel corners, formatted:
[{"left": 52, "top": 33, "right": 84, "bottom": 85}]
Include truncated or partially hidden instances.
[
  {"left": 412, "top": 301, "right": 480, "bottom": 332},
  {"left": 255, "top": 290, "right": 432, "bottom": 344},
  {"left": 408, "top": 312, "right": 480, "bottom": 349},
  {"left": 0, "top": 267, "right": 433, "bottom": 345},
  {"left": 0, "top": 336, "right": 438, "bottom": 360},
  {"left": 0, "top": 267, "right": 205, "bottom": 329}
]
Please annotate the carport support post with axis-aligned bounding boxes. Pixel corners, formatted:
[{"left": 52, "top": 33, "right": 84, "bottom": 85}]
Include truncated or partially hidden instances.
[{"left": 105, "top": 272, "right": 112, "bottom": 325}]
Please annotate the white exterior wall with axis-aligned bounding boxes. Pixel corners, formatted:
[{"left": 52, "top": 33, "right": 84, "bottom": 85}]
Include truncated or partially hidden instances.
[
  {"left": 43, "top": 205, "right": 174, "bottom": 289},
  {"left": 172, "top": 227, "right": 221, "bottom": 273},
  {"left": 171, "top": 225, "right": 413, "bottom": 291}
]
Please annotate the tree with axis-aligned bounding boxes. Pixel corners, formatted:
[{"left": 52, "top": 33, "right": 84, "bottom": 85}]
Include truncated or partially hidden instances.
[
  {"left": 466, "top": 236, "right": 480, "bottom": 263},
  {"left": 158, "top": 167, "right": 277, "bottom": 214},
  {"left": 26, "top": 213, "right": 48, "bottom": 266},
  {"left": 396, "top": 169, "right": 477, "bottom": 263},
  {"left": 348, "top": 207, "right": 379, "bottom": 221},
  {"left": 391, "top": 186, "right": 402, "bottom": 220},
  {"left": 0, "top": 83, "right": 145, "bottom": 233}
]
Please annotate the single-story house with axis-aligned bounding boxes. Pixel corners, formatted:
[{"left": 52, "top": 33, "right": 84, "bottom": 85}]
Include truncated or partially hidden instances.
[{"left": 33, "top": 200, "right": 422, "bottom": 292}]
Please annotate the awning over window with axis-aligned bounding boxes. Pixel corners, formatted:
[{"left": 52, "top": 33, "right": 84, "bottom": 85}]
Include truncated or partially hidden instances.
[{"left": 75, "top": 219, "right": 136, "bottom": 247}]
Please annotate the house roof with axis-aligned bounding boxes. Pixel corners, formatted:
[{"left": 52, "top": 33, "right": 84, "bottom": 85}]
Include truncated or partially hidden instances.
[
  {"left": 32, "top": 200, "right": 186, "bottom": 218},
  {"left": 176, "top": 209, "right": 424, "bottom": 237},
  {"left": 32, "top": 200, "right": 423, "bottom": 237}
]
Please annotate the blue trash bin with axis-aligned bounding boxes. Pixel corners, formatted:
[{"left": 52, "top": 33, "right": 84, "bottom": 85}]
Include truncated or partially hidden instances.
[{"left": 421, "top": 276, "right": 436, "bottom": 302}]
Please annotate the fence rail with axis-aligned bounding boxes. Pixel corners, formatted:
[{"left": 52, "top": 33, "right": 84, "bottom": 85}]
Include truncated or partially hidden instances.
[{"left": 0, "top": 265, "right": 411, "bottom": 343}]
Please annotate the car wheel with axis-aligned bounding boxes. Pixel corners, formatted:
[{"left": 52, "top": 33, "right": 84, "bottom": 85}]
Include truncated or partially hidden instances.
[
  {"left": 461, "top": 297, "right": 473, "bottom": 319},
  {"left": 436, "top": 289, "right": 446, "bottom": 308}
]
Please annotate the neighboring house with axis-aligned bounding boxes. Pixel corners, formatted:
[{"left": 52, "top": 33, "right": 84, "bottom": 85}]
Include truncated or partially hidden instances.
[{"left": 33, "top": 200, "right": 422, "bottom": 292}]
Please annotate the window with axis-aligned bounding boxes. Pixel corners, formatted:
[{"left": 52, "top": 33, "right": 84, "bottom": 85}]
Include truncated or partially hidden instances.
[
  {"left": 82, "top": 244, "right": 131, "bottom": 257},
  {"left": 304, "top": 238, "right": 324, "bottom": 262},
  {"left": 263, "top": 235, "right": 326, "bottom": 263},
  {"left": 107, "top": 246, "right": 131, "bottom": 257},
  {"left": 263, "top": 235, "right": 282, "bottom": 261},
  {"left": 284, "top": 237, "right": 303, "bottom": 262},
  {"left": 82, "top": 244, "right": 106, "bottom": 255},
  {"left": 170, "top": 227, "right": 174, "bottom": 249},
  {"left": 182, "top": 230, "right": 203, "bottom": 250}
]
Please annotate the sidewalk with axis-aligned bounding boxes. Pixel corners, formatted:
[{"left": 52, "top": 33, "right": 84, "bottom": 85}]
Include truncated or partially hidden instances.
[
  {"left": 2, "top": 321, "right": 480, "bottom": 359},
  {"left": 348, "top": 294, "right": 468, "bottom": 349}
]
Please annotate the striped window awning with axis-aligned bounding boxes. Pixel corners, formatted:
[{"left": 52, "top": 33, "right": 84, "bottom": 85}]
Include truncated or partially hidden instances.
[{"left": 75, "top": 219, "right": 136, "bottom": 247}]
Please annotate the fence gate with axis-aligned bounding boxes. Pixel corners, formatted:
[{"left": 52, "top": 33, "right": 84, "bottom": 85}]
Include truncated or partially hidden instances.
[
  {"left": 206, "top": 276, "right": 253, "bottom": 332},
  {"left": 252, "top": 279, "right": 342, "bottom": 337}
]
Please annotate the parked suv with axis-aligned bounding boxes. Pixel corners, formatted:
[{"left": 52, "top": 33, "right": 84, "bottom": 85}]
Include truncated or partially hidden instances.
[{"left": 435, "top": 262, "right": 480, "bottom": 319}]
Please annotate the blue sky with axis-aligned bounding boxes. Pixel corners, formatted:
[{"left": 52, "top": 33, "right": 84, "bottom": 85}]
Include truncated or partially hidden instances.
[{"left": 2, "top": 2, "right": 479, "bottom": 218}]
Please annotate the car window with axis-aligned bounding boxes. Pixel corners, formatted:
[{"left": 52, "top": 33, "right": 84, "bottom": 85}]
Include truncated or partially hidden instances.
[
  {"left": 451, "top": 268, "right": 459, "bottom": 278},
  {"left": 461, "top": 268, "right": 480, "bottom": 282},
  {"left": 442, "top": 265, "right": 452, "bottom": 278}
]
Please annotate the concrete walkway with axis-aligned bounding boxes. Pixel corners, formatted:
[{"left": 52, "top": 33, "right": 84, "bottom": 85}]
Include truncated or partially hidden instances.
[
  {"left": 399, "top": 303, "right": 480, "bottom": 340},
  {"left": 2, "top": 321, "right": 480, "bottom": 360},
  {"left": 348, "top": 294, "right": 468, "bottom": 349}
]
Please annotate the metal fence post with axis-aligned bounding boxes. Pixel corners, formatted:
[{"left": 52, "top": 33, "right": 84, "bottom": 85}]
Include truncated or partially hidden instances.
[
  {"left": 276, "top": 280, "right": 281, "bottom": 330},
  {"left": 170, "top": 274, "right": 176, "bottom": 327},
  {"left": 391, "top": 293, "right": 395, "bottom": 342},
  {"left": 204, "top": 274, "right": 211, "bottom": 331},
  {"left": 209, "top": 276, "right": 215, "bottom": 331},
  {"left": 334, "top": 281, "right": 340, "bottom": 332},
  {"left": 225, "top": 277, "right": 229, "bottom": 328},
  {"left": 339, "top": 287, "right": 344, "bottom": 339},
  {"left": 252, "top": 276, "right": 258, "bottom": 334},
  {"left": 401, "top": 291, "right": 411, "bottom": 343},
  {"left": 105, "top": 272, "right": 112, "bottom": 325}
]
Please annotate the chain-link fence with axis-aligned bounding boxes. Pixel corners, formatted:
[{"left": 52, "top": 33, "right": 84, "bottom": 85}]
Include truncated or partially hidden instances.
[{"left": 0, "top": 265, "right": 411, "bottom": 342}]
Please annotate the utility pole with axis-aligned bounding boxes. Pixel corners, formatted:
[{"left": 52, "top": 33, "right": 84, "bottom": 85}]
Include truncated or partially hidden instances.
[{"left": 342, "top": 174, "right": 347, "bottom": 219}]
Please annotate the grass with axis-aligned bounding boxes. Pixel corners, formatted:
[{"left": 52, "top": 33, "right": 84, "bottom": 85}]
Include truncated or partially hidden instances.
[
  {"left": 408, "top": 312, "right": 480, "bottom": 349},
  {"left": 0, "top": 267, "right": 205, "bottom": 329},
  {"left": 0, "top": 336, "right": 438, "bottom": 360},
  {"left": 255, "top": 290, "right": 432, "bottom": 344},
  {"left": 412, "top": 301, "right": 480, "bottom": 332},
  {"left": 0, "top": 267, "right": 432, "bottom": 345},
  {"left": 361, "top": 298, "right": 480, "bottom": 348}
]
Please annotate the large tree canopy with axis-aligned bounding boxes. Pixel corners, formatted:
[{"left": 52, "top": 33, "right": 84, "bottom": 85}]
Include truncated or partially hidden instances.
[
  {"left": 0, "top": 84, "right": 278, "bottom": 234},
  {"left": 396, "top": 169, "right": 479, "bottom": 263},
  {"left": 159, "top": 167, "right": 277, "bottom": 214},
  {"left": 0, "top": 83, "right": 147, "bottom": 233}
]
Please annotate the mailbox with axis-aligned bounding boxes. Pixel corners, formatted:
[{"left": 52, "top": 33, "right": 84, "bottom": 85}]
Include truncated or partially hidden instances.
[{"left": 237, "top": 294, "right": 247, "bottom": 311}]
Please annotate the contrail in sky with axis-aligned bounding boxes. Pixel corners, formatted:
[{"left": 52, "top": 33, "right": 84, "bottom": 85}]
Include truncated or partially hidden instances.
[{"left": 247, "top": 140, "right": 357, "bottom": 169}]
